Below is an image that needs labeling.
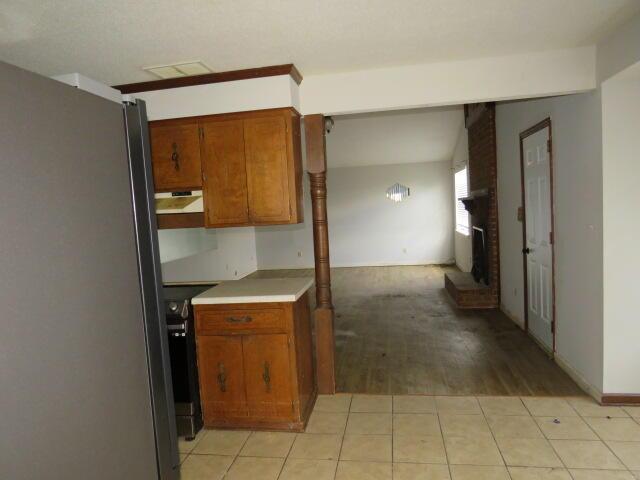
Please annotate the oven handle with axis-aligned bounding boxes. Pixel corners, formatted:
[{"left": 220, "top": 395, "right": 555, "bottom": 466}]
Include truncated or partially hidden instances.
[{"left": 167, "top": 322, "right": 187, "bottom": 332}]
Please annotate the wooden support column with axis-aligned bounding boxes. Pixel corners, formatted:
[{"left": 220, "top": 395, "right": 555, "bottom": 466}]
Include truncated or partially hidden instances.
[{"left": 304, "top": 114, "right": 336, "bottom": 394}]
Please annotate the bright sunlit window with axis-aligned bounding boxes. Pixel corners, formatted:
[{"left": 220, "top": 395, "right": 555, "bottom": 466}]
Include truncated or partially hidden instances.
[{"left": 455, "top": 168, "right": 469, "bottom": 235}]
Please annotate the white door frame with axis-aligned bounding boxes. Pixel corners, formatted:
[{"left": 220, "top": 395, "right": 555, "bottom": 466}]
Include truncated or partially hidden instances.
[{"left": 519, "top": 117, "right": 557, "bottom": 354}]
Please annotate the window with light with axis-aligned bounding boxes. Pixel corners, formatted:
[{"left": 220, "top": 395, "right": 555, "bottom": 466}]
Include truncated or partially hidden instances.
[{"left": 455, "top": 168, "right": 469, "bottom": 235}]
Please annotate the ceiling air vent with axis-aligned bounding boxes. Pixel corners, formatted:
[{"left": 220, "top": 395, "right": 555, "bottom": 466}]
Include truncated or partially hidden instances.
[
  {"left": 144, "top": 61, "right": 212, "bottom": 79},
  {"left": 386, "top": 183, "right": 410, "bottom": 203}
]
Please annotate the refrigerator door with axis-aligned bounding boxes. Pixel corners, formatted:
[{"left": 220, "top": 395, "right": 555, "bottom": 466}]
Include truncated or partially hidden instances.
[
  {"left": 0, "top": 61, "right": 177, "bottom": 479},
  {"left": 124, "top": 100, "right": 180, "bottom": 478}
]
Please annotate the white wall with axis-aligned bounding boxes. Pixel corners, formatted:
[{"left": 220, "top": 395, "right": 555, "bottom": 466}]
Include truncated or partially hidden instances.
[
  {"left": 597, "top": 13, "right": 640, "bottom": 83},
  {"left": 134, "top": 75, "right": 299, "bottom": 121},
  {"left": 601, "top": 69, "right": 640, "bottom": 394},
  {"left": 300, "top": 47, "right": 596, "bottom": 115},
  {"left": 496, "top": 91, "right": 604, "bottom": 394},
  {"left": 451, "top": 128, "right": 472, "bottom": 272},
  {"left": 329, "top": 162, "right": 453, "bottom": 267},
  {"left": 160, "top": 227, "right": 257, "bottom": 283},
  {"left": 326, "top": 107, "right": 463, "bottom": 167},
  {"left": 158, "top": 228, "right": 218, "bottom": 263},
  {"left": 256, "top": 161, "right": 454, "bottom": 269},
  {"left": 255, "top": 179, "right": 314, "bottom": 270}
]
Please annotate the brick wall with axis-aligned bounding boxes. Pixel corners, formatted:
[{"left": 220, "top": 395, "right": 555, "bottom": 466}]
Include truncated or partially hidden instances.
[
  {"left": 445, "top": 103, "right": 500, "bottom": 309},
  {"left": 468, "top": 107, "right": 494, "bottom": 192}
]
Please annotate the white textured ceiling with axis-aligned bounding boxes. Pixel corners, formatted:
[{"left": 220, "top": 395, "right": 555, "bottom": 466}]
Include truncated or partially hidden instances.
[
  {"left": 0, "top": 0, "right": 638, "bottom": 85},
  {"left": 326, "top": 107, "right": 464, "bottom": 168}
]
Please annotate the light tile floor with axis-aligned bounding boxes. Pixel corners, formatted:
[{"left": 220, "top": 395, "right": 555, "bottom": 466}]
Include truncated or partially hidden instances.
[{"left": 178, "top": 394, "right": 640, "bottom": 480}]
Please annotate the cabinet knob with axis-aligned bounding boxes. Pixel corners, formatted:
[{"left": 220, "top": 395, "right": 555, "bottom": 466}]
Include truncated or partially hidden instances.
[
  {"left": 171, "top": 142, "right": 180, "bottom": 171},
  {"left": 217, "top": 362, "right": 227, "bottom": 392},
  {"left": 262, "top": 361, "right": 271, "bottom": 392}
]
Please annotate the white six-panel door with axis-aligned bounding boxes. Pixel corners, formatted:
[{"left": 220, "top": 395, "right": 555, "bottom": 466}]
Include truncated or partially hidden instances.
[{"left": 522, "top": 125, "right": 554, "bottom": 352}]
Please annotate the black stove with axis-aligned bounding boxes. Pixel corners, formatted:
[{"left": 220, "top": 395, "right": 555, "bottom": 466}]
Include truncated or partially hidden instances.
[{"left": 163, "top": 284, "right": 214, "bottom": 440}]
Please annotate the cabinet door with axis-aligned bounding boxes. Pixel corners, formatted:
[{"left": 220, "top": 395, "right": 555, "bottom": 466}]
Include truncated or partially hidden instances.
[
  {"left": 149, "top": 121, "right": 202, "bottom": 191},
  {"left": 201, "top": 119, "right": 249, "bottom": 226},
  {"left": 197, "top": 335, "right": 247, "bottom": 422},
  {"left": 242, "top": 334, "right": 293, "bottom": 420},
  {"left": 244, "top": 116, "right": 291, "bottom": 223}
]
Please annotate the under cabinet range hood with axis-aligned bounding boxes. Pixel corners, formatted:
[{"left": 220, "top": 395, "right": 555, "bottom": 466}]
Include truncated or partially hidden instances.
[{"left": 155, "top": 190, "right": 204, "bottom": 214}]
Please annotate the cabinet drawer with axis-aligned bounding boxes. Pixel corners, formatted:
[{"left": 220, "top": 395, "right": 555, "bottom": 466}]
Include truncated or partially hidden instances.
[{"left": 196, "top": 307, "right": 287, "bottom": 334}]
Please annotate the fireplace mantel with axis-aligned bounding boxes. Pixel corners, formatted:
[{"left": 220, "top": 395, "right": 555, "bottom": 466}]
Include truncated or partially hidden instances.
[{"left": 459, "top": 188, "right": 489, "bottom": 214}]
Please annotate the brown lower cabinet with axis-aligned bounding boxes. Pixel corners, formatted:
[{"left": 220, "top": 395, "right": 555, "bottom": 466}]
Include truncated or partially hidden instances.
[{"left": 194, "top": 293, "right": 316, "bottom": 431}]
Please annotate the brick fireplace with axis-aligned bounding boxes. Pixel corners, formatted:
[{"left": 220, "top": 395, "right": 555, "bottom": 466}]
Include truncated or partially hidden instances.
[{"left": 445, "top": 103, "right": 500, "bottom": 309}]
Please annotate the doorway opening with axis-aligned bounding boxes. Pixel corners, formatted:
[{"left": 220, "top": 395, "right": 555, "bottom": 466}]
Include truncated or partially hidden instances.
[
  {"left": 314, "top": 106, "right": 576, "bottom": 395},
  {"left": 252, "top": 103, "right": 581, "bottom": 397}
]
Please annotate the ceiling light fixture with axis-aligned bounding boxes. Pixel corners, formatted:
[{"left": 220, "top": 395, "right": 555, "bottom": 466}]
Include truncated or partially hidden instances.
[{"left": 386, "top": 183, "right": 410, "bottom": 202}]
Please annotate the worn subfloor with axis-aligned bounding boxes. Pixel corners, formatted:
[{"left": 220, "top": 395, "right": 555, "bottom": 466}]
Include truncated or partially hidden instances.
[
  {"left": 249, "top": 265, "right": 583, "bottom": 396},
  {"left": 179, "top": 393, "right": 640, "bottom": 480}
]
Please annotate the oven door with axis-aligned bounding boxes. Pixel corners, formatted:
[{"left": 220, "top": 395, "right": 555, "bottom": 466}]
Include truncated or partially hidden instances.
[
  {"left": 167, "top": 321, "right": 191, "bottom": 411},
  {"left": 167, "top": 318, "right": 203, "bottom": 438}
]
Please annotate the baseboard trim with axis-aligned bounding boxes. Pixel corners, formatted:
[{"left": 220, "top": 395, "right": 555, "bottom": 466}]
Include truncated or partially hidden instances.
[
  {"left": 554, "top": 353, "right": 602, "bottom": 402},
  {"left": 256, "top": 261, "right": 455, "bottom": 270},
  {"left": 528, "top": 329, "right": 554, "bottom": 357},
  {"left": 499, "top": 305, "right": 525, "bottom": 330},
  {"left": 333, "top": 261, "right": 456, "bottom": 268},
  {"left": 256, "top": 266, "right": 314, "bottom": 271},
  {"left": 454, "top": 262, "right": 471, "bottom": 273},
  {"left": 601, "top": 394, "right": 640, "bottom": 405}
]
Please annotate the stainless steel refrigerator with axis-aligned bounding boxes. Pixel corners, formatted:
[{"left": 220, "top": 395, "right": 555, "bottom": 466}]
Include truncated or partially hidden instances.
[{"left": 0, "top": 61, "right": 179, "bottom": 479}]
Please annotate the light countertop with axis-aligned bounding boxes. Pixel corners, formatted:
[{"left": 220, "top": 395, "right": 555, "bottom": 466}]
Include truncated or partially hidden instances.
[{"left": 191, "top": 277, "right": 314, "bottom": 305}]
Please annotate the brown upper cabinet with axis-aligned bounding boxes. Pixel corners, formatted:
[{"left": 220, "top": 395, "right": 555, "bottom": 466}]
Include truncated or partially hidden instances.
[
  {"left": 201, "top": 119, "right": 249, "bottom": 226},
  {"left": 149, "top": 108, "right": 303, "bottom": 227},
  {"left": 149, "top": 119, "right": 203, "bottom": 192}
]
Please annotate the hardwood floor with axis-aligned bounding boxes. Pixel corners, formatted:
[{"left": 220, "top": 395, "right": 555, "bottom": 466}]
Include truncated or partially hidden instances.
[{"left": 248, "top": 265, "right": 584, "bottom": 396}]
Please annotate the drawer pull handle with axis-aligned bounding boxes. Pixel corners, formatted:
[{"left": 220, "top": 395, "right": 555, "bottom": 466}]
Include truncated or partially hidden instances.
[
  {"left": 224, "top": 315, "right": 253, "bottom": 324},
  {"left": 217, "top": 362, "right": 227, "bottom": 392},
  {"left": 262, "top": 361, "right": 271, "bottom": 392}
]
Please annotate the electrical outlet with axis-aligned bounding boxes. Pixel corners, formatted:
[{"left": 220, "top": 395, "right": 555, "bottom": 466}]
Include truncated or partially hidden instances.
[
  {"left": 225, "top": 264, "right": 229, "bottom": 271},
  {"left": 297, "top": 251, "right": 302, "bottom": 258},
  {"left": 513, "top": 287, "right": 518, "bottom": 297},
  {"left": 234, "top": 270, "right": 238, "bottom": 276},
  {"left": 402, "top": 248, "right": 407, "bottom": 254}
]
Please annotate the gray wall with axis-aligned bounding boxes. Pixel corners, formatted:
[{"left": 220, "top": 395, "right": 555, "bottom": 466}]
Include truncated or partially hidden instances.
[
  {"left": 496, "top": 91, "right": 604, "bottom": 393},
  {"left": 601, "top": 70, "right": 640, "bottom": 394}
]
